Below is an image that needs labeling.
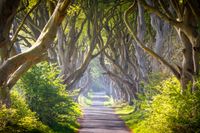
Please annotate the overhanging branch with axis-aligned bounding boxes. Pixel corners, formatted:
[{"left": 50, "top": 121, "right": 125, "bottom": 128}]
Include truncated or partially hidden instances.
[
  {"left": 124, "top": 1, "right": 180, "bottom": 79},
  {"left": 140, "top": 0, "right": 182, "bottom": 28}
]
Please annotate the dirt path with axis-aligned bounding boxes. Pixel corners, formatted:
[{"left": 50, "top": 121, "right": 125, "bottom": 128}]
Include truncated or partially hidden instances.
[{"left": 78, "top": 92, "right": 131, "bottom": 133}]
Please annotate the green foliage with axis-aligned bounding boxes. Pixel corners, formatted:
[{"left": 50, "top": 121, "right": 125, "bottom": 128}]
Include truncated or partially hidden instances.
[
  {"left": 104, "top": 96, "right": 114, "bottom": 106},
  {"left": 67, "top": 4, "right": 81, "bottom": 16},
  {"left": 78, "top": 95, "right": 93, "bottom": 106},
  {"left": 118, "top": 74, "right": 200, "bottom": 133},
  {"left": 90, "top": 59, "right": 103, "bottom": 79},
  {"left": 15, "top": 62, "right": 81, "bottom": 133},
  {"left": 135, "top": 77, "right": 180, "bottom": 133},
  {"left": 0, "top": 90, "right": 52, "bottom": 133}
]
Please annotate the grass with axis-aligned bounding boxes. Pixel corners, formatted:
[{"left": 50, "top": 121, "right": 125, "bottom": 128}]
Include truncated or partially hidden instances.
[
  {"left": 78, "top": 91, "right": 94, "bottom": 106},
  {"left": 78, "top": 95, "right": 93, "bottom": 106},
  {"left": 115, "top": 103, "right": 141, "bottom": 132},
  {"left": 103, "top": 96, "right": 114, "bottom": 106},
  {"left": 115, "top": 104, "right": 134, "bottom": 114}
]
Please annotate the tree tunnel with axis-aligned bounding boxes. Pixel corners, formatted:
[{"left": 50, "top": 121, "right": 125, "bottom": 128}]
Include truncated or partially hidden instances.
[{"left": 1, "top": 0, "right": 200, "bottom": 132}]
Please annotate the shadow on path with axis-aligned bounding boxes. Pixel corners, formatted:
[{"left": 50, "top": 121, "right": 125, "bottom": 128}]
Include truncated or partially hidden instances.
[{"left": 78, "top": 92, "right": 131, "bottom": 133}]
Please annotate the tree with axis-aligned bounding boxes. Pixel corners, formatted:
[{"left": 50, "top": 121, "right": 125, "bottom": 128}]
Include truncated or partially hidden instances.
[
  {"left": 0, "top": 0, "right": 71, "bottom": 107},
  {"left": 125, "top": 0, "right": 200, "bottom": 92}
]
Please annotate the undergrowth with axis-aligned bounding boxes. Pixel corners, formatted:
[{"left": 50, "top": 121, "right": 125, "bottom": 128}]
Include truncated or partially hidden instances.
[
  {"left": 0, "top": 62, "right": 81, "bottom": 133},
  {"left": 0, "top": 90, "right": 52, "bottom": 133},
  {"left": 117, "top": 73, "right": 200, "bottom": 133}
]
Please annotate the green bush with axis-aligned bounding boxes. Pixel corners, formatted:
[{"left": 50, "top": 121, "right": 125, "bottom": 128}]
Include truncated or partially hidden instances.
[
  {"left": 135, "top": 77, "right": 180, "bottom": 133},
  {"left": 15, "top": 62, "right": 81, "bottom": 133},
  {"left": 135, "top": 77, "right": 200, "bottom": 133},
  {"left": 0, "top": 90, "right": 52, "bottom": 133},
  {"left": 119, "top": 74, "right": 200, "bottom": 133}
]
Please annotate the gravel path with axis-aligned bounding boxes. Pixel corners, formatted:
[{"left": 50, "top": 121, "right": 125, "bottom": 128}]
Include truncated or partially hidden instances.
[{"left": 78, "top": 93, "right": 131, "bottom": 133}]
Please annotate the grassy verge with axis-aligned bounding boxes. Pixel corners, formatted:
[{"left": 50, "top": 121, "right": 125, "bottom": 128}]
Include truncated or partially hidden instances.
[
  {"left": 115, "top": 103, "right": 140, "bottom": 133},
  {"left": 78, "top": 91, "right": 93, "bottom": 106},
  {"left": 103, "top": 96, "right": 113, "bottom": 106}
]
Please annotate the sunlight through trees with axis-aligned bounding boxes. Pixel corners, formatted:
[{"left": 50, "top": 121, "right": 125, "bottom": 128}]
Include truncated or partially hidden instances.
[{"left": 0, "top": 0, "right": 200, "bottom": 132}]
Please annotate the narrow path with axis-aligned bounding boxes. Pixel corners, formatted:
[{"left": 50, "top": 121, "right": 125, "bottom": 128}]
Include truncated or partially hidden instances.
[{"left": 78, "top": 92, "right": 131, "bottom": 133}]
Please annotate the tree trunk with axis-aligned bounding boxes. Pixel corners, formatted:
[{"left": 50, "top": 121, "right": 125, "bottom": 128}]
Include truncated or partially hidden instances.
[
  {"left": 134, "top": 1, "right": 147, "bottom": 80},
  {"left": 151, "top": 14, "right": 170, "bottom": 71},
  {"left": 0, "top": 0, "right": 20, "bottom": 62},
  {"left": 0, "top": 87, "right": 11, "bottom": 107},
  {"left": 178, "top": 32, "right": 194, "bottom": 91}
]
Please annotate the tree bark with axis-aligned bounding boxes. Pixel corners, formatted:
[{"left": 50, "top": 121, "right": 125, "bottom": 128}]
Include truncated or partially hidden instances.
[
  {"left": 150, "top": 14, "right": 170, "bottom": 71},
  {"left": 134, "top": 1, "right": 147, "bottom": 80},
  {"left": 0, "top": 0, "right": 20, "bottom": 62}
]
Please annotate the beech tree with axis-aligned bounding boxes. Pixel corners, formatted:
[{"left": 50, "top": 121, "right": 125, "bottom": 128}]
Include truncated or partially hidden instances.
[
  {"left": 0, "top": 0, "right": 71, "bottom": 107},
  {"left": 125, "top": 0, "right": 200, "bottom": 92}
]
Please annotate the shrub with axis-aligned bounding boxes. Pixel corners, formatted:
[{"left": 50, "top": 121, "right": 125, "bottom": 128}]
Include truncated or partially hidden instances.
[
  {"left": 0, "top": 90, "right": 52, "bottom": 133},
  {"left": 119, "top": 74, "right": 200, "bottom": 133},
  {"left": 135, "top": 77, "right": 200, "bottom": 133},
  {"left": 15, "top": 62, "right": 81, "bottom": 132}
]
